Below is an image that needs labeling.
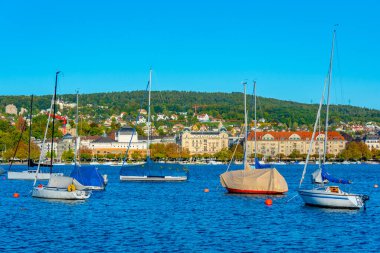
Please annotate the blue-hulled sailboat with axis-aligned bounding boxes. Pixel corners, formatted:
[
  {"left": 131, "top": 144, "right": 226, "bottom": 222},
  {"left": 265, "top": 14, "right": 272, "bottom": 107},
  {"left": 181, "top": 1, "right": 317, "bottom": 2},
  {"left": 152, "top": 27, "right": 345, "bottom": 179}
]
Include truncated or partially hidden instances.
[
  {"left": 70, "top": 91, "right": 108, "bottom": 190},
  {"left": 298, "top": 29, "right": 369, "bottom": 209},
  {"left": 119, "top": 70, "right": 188, "bottom": 181}
]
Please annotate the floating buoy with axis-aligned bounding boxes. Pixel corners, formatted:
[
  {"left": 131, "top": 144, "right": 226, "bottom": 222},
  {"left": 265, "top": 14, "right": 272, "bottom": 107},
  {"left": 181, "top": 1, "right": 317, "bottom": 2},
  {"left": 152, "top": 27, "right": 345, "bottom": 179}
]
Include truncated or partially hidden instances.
[
  {"left": 13, "top": 193, "right": 20, "bottom": 198},
  {"left": 265, "top": 199, "right": 273, "bottom": 206},
  {"left": 374, "top": 184, "right": 378, "bottom": 188},
  {"left": 204, "top": 188, "right": 210, "bottom": 193},
  {"left": 38, "top": 184, "right": 43, "bottom": 188}
]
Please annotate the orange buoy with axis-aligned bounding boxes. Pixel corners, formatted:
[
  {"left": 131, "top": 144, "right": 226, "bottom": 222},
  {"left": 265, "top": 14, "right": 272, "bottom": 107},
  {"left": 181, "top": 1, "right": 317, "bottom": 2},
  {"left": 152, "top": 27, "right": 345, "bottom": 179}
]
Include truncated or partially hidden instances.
[
  {"left": 38, "top": 184, "right": 43, "bottom": 188},
  {"left": 265, "top": 199, "right": 273, "bottom": 206},
  {"left": 204, "top": 188, "right": 210, "bottom": 193},
  {"left": 13, "top": 193, "right": 20, "bottom": 198},
  {"left": 374, "top": 184, "right": 378, "bottom": 188}
]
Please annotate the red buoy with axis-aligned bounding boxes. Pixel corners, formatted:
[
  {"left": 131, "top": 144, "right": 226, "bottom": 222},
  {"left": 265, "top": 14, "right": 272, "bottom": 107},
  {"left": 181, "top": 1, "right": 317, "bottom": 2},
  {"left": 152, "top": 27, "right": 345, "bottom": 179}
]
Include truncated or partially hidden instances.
[
  {"left": 204, "top": 188, "right": 210, "bottom": 193},
  {"left": 38, "top": 184, "right": 43, "bottom": 188},
  {"left": 13, "top": 193, "right": 20, "bottom": 198},
  {"left": 265, "top": 199, "right": 272, "bottom": 206}
]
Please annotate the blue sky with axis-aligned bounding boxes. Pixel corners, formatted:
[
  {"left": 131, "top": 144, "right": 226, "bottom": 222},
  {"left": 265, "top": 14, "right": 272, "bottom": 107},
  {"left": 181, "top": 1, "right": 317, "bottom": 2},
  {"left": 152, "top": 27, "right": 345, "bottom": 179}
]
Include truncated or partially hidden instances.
[{"left": 0, "top": 0, "right": 379, "bottom": 109}]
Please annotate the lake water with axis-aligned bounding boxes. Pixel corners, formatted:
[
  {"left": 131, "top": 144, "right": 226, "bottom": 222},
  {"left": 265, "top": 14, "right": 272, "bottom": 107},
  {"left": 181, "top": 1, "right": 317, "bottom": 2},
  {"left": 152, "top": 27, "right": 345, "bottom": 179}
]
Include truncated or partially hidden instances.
[{"left": 1, "top": 164, "right": 379, "bottom": 252}]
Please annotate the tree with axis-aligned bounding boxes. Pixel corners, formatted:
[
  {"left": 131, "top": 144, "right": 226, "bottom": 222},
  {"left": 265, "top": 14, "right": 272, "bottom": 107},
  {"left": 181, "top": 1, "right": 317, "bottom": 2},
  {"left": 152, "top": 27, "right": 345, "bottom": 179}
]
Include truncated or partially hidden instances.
[
  {"left": 61, "top": 149, "right": 74, "bottom": 162},
  {"left": 289, "top": 149, "right": 301, "bottom": 160}
]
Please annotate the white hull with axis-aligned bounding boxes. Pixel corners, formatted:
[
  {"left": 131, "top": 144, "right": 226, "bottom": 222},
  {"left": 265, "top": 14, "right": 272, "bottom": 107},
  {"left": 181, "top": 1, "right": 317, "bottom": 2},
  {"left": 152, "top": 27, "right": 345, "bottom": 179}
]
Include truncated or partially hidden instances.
[
  {"left": 8, "top": 171, "right": 63, "bottom": 180},
  {"left": 120, "top": 175, "right": 188, "bottom": 181},
  {"left": 32, "top": 186, "right": 91, "bottom": 200},
  {"left": 298, "top": 188, "right": 366, "bottom": 209}
]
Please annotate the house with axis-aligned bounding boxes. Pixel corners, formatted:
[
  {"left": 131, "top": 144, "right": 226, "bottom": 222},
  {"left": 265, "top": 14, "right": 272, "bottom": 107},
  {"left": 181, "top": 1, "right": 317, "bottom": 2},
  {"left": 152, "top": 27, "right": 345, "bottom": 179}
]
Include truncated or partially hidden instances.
[{"left": 197, "top": 114, "right": 210, "bottom": 122}]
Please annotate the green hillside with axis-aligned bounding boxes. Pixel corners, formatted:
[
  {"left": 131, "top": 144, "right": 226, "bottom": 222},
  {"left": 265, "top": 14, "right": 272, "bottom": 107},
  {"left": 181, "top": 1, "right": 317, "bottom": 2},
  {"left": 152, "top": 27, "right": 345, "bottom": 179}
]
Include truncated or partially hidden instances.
[{"left": 1, "top": 91, "right": 379, "bottom": 126}]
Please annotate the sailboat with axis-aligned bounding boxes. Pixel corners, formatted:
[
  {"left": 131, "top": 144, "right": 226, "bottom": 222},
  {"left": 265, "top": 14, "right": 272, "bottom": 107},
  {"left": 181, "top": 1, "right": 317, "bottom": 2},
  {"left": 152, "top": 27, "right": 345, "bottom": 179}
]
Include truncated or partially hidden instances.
[
  {"left": 70, "top": 91, "right": 108, "bottom": 190},
  {"left": 120, "top": 69, "right": 188, "bottom": 181},
  {"left": 32, "top": 72, "right": 91, "bottom": 200},
  {"left": 220, "top": 81, "right": 288, "bottom": 194},
  {"left": 298, "top": 29, "right": 369, "bottom": 209},
  {"left": 8, "top": 95, "right": 62, "bottom": 180}
]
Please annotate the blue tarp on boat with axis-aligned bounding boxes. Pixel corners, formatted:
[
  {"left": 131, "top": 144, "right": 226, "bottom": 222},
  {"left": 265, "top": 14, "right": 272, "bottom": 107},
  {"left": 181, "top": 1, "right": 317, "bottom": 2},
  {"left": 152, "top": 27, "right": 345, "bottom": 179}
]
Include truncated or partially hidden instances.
[
  {"left": 70, "top": 165, "right": 105, "bottom": 187},
  {"left": 120, "top": 158, "right": 188, "bottom": 178},
  {"left": 254, "top": 158, "right": 272, "bottom": 169},
  {"left": 321, "top": 165, "right": 351, "bottom": 184}
]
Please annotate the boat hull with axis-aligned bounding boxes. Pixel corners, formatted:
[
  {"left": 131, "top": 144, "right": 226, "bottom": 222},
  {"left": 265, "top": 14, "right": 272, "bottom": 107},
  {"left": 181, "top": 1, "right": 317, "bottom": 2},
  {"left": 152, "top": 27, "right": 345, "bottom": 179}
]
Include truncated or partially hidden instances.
[
  {"left": 8, "top": 171, "right": 63, "bottom": 180},
  {"left": 298, "top": 189, "right": 364, "bottom": 209},
  {"left": 120, "top": 175, "right": 188, "bottom": 181},
  {"left": 32, "top": 186, "right": 91, "bottom": 200},
  {"left": 226, "top": 187, "right": 286, "bottom": 195}
]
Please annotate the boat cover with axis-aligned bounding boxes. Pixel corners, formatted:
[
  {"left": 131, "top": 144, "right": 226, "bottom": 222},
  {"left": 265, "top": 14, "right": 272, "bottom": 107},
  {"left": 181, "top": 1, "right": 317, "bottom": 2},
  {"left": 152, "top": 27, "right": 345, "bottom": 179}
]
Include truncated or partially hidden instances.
[
  {"left": 321, "top": 165, "right": 351, "bottom": 184},
  {"left": 220, "top": 165, "right": 288, "bottom": 193},
  {"left": 120, "top": 158, "right": 188, "bottom": 178},
  {"left": 70, "top": 165, "right": 105, "bottom": 188},
  {"left": 47, "top": 175, "right": 85, "bottom": 190}
]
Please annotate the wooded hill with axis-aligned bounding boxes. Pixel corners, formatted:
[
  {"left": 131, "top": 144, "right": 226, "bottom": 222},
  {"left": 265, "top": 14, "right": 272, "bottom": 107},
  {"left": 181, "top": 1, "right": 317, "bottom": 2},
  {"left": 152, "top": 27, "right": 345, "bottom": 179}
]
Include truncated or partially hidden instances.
[{"left": 1, "top": 91, "right": 379, "bottom": 126}]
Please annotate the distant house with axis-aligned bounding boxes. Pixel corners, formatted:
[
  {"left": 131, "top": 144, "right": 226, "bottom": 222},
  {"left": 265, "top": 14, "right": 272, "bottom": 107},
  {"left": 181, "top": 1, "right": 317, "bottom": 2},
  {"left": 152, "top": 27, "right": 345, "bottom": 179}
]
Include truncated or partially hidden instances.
[
  {"left": 172, "top": 124, "right": 185, "bottom": 133},
  {"left": 5, "top": 104, "right": 17, "bottom": 115},
  {"left": 197, "top": 113, "right": 210, "bottom": 122},
  {"left": 137, "top": 116, "right": 147, "bottom": 124},
  {"left": 156, "top": 113, "right": 168, "bottom": 121},
  {"left": 138, "top": 109, "right": 147, "bottom": 115},
  {"left": 170, "top": 114, "right": 178, "bottom": 120}
]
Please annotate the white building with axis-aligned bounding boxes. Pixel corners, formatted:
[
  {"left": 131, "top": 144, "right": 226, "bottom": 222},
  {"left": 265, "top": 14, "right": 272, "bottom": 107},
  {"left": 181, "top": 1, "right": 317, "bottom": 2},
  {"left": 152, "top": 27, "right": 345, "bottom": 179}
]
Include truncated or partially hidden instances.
[{"left": 5, "top": 104, "right": 17, "bottom": 115}]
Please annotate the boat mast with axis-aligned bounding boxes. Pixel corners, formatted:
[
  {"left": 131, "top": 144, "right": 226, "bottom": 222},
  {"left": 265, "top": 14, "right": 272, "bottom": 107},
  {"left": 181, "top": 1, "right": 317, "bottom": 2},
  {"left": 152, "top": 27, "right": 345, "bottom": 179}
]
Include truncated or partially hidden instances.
[
  {"left": 243, "top": 81, "right": 248, "bottom": 164},
  {"left": 74, "top": 90, "right": 79, "bottom": 166},
  {"left": 253, "top": 81, "right": 257, "bottom": 161},
  {"left": 28, "top": 95, "right": 34, "bottom": 169},
  {"left": 50, "top": 71, "right": 60, "bottom": 172},
  {"left": 147, "top": 69, "right": 152, "bottom": 158},
  {"left": 323, "top": 29, "right": 336, "bottom": 164}
]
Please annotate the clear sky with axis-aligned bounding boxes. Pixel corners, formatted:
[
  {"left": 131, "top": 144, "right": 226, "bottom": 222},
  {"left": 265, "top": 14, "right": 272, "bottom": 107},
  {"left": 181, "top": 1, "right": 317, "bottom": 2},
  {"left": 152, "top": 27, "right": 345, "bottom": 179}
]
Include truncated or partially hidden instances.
[{"left": 0, "top": 0, "right": 379, "bottom": 109}]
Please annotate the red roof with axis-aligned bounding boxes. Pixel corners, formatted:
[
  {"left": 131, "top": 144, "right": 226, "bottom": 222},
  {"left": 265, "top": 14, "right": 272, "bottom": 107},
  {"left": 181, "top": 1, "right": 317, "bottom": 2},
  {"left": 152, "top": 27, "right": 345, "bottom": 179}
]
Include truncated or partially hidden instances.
[{"left": 247, "top": 131, "right": 345, "bottom": 141}]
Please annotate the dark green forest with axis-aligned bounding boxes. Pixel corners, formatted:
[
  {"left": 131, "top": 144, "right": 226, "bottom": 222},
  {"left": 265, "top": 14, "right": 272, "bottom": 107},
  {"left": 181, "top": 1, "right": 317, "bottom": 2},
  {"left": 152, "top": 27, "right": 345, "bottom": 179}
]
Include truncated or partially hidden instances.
[{"left": 1, "top": 91, "right": 379, "bottom": 126}]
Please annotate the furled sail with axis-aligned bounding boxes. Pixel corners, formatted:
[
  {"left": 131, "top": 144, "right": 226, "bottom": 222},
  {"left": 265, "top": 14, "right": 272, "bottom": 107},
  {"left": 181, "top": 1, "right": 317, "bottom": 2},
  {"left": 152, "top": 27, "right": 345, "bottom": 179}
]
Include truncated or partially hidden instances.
[
  {"left": 254, "top": 158, "right": 271, "bottom": 169},
  {"left": 321, "top": 165, "right": 351, "bottom": 184}
]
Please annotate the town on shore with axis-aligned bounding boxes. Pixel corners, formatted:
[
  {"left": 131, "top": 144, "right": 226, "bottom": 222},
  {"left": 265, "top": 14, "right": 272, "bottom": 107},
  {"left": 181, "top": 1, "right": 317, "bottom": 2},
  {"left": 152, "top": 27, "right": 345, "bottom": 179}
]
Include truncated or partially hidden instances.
[{"left": 1, "top": 99, "right": 380, "bottom": 164}]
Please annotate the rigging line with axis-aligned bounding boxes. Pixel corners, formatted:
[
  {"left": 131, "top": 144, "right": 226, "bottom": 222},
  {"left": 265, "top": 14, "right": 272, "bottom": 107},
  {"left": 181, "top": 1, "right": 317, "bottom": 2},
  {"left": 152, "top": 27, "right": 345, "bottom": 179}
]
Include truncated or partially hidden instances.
[
  {"left": 121, "top": 80, "right": 150, "bottom": 166},
  {"left": 8, "top": 118, "right": 28, "bottom": 171},
  {"left": 224, "top": 127, "right": 245, "bottom": 173},
  {"left": 34, "top": 95, "right": 54, "bottom": 186}
]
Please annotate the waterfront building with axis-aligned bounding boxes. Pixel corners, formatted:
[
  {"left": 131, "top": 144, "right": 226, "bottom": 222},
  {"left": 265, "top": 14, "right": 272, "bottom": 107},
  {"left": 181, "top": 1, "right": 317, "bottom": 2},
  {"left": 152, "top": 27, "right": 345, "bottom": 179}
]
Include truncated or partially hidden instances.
[
  {"left": 5, "top": 104, "right": 17, "bottom": 115},
  {"left": 246, "top": 131, "right": 346, "bottom": 158},
  {"left": 364, "top": 135, "right": 380, "bottom": 150},
  {"left": 180, "top": 127, "right": 229, "bottom": 155}
]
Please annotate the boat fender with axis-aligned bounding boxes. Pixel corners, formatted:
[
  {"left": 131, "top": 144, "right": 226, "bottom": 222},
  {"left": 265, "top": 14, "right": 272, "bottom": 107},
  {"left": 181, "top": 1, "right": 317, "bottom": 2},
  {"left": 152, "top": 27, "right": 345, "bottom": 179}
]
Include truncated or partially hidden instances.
[{"left": 68, "top": 184, "right": 76, "bottom": 192}]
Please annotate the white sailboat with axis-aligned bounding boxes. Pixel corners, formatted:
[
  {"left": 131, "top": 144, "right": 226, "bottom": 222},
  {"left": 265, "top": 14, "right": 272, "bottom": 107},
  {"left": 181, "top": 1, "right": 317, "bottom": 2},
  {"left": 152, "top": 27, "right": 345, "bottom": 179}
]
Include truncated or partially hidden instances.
[
  {"left": 8, "top": 95, "right": 61, "bottom": 180},
  {"left": 298, "top": 29, "right": 369, "bottom": 209},
  {"left": 32, "top": 72, "right": 91, "bottom": 200},
  {"left": 220, "top": 81, "right": 288, "bottom": 194},
  {"left": 120, "top": 69, "right": 188, "bottom": 181}
]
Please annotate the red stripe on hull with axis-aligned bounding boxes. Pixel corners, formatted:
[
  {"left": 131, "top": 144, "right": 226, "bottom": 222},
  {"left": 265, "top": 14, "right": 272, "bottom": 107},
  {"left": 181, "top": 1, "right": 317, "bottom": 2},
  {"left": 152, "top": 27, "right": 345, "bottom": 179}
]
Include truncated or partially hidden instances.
[{"left": 226, "top": 187, "right": 287, "bottom": 195}]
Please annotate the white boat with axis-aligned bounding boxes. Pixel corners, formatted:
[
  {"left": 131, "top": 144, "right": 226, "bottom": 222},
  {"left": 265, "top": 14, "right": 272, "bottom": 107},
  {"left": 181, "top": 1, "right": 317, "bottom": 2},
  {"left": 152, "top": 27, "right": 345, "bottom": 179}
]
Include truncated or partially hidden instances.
[
  {"left": 32, "top": 175, "right": 91, "bottom": 200},
  {"left": 298, "top": 29, "right": 369, "bottom": 209},
  {"left": 220, "top": 81, "right": 288, "bottom": 194},
  {"left": 119, "top": 70, "right": 188, "bottom": 182},
  {"left": 208, "top": 160, "right": 223, "bottom": 165},
  {"left": 7, "top": 96, "right": 62, "bottom": 180},
  {"left": 120, "top": 174, "right": 187, "bottom": 181},
  {"left": 32, "top": 72, "right": 92, "bottom": 200},
  {"left": 8, "top": 170, "right": 62, "bottom": 180},
  {"left": 299, "top": 186, "right": 368, "bottom": 209}
]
